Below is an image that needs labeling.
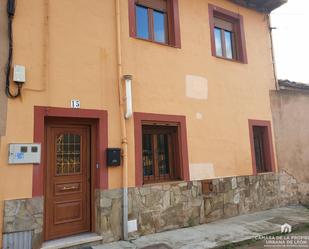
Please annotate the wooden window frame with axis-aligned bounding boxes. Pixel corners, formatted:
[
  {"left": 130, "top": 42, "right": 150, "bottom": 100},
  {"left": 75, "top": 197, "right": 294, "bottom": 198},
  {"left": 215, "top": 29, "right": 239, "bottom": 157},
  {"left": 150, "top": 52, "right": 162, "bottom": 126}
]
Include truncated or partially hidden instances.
[
  {"left": 208, "top": 4, "right": 247, "bottom": 63},
  {"left": 128, "top": 0, "right": 181, "bottom": 48},
  {"left": 142, "top": 125, "right": 178, "bottom": 184},
  {"left": 134, "top": 112, "right": 189, "bottom": 186},
  {"left": 248, "top": 120, "right": 276, "bottom": 175}
]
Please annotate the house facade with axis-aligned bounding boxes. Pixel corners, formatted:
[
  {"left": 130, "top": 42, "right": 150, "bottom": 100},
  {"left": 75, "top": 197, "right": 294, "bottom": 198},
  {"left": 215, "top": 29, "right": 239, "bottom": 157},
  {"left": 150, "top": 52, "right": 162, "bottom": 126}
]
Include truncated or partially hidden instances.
[{"left": 0, "top": 0, "right": 289, "bottom": 248}]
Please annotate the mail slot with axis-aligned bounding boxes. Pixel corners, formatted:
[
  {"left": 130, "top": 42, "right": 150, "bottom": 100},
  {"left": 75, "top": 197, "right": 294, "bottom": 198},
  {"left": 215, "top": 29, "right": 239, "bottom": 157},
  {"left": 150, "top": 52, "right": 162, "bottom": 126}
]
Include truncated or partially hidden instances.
[{"left": 107, "top": 148, "right": 121, "bottom": 166}]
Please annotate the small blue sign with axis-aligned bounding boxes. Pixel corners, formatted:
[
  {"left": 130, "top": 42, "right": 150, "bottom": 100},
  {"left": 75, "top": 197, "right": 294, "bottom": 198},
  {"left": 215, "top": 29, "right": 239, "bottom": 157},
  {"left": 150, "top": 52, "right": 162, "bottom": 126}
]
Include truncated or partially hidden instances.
[{"left": 16, "top": 152, "right": 24, "bottom": 160}]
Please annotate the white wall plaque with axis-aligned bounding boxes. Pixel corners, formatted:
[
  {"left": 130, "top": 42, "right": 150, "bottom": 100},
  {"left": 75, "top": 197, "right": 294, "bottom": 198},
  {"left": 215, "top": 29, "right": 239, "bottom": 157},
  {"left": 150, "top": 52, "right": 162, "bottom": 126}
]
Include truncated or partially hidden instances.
[{"left": 71, "top": 99, "right": 81, "bottom": 109}]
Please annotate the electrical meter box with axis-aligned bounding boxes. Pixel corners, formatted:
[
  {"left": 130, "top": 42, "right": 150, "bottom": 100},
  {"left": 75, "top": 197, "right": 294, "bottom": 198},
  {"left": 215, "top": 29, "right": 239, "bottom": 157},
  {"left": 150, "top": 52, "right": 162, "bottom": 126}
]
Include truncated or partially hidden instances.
[
  {"left": 8, "top": 143, "right": 41, "bottom": 164},
  {"left": 13, "top": 65, "right": 26, "bottom": 83}
]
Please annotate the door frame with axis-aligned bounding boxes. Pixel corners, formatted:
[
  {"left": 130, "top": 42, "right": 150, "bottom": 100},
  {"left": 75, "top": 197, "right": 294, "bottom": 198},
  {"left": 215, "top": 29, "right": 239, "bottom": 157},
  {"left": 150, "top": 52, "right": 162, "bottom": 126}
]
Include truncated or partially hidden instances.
[
  {"left": 44, "top": 118, "right": 96, "bottom": 240},
  {"left": 33, "top": 106, "right": 108, "bottom": 240}
]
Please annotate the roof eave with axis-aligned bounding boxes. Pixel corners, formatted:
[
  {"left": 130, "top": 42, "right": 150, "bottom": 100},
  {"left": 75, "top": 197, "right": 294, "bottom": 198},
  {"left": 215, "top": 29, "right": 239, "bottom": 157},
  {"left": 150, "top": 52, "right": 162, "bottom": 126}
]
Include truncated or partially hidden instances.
[
  {"left": 231, "top": 0, "right": 288, "bottom": 13},
  {"left": 278, "top": 80, "right": 309, "bottom": 91}
]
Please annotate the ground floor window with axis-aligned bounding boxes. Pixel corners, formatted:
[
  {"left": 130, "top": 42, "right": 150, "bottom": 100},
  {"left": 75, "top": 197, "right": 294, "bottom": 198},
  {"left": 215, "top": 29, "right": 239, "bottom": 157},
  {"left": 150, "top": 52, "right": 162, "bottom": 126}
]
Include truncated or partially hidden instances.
[
  {"left": 249, "top": 120, "right": 275, "bottom": 174},
  {"left": 142, "top": 125, "right": 179, "bottom": 183},
  {"left": 134, "top": 112, "right": 190, "bottom": 186}
]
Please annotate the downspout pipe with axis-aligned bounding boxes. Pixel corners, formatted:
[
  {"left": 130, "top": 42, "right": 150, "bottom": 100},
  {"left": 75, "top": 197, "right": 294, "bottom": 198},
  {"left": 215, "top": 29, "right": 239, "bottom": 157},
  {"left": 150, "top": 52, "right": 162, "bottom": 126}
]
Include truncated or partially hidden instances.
[
  {"left": 115, "top": 0, "right": 129, "bottom": 240},
  {"left": 267, "top": 13, "right": 279, "bottom": 90}
]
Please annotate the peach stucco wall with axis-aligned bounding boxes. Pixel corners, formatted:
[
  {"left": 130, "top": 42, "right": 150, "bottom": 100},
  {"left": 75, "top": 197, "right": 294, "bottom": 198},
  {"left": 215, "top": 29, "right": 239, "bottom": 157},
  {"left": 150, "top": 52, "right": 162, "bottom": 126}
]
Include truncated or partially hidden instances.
[{"left": 0, "top": 0, "right": 277, "bottom": 232}]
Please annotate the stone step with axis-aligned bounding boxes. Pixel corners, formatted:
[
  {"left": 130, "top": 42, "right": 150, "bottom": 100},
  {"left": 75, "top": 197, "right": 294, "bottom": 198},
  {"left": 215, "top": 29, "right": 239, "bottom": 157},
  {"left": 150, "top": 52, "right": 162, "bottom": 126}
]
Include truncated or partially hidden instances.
[{"left": 41, "top": 233, "right": 103, "bottom": 249}]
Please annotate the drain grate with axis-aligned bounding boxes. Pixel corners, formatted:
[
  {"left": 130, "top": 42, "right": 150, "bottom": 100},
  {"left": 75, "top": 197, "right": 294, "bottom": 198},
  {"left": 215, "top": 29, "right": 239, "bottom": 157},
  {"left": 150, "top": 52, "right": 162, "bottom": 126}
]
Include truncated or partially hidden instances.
[{"left": 2, "top": 231, "right": 32, "bottom": 249}]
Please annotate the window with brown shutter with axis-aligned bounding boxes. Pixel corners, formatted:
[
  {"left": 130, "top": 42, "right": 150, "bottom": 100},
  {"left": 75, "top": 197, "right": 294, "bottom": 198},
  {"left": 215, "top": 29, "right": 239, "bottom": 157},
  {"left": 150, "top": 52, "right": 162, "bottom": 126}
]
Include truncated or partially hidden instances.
[
  {"left": 214, "top": 17, "right": 237, "bottom": 60},
  {"left": 128, "top": 0, "right": 181, "bottom": 48},
  {"left": 209, "top": 4, "right": 247, "bottom": 63}
]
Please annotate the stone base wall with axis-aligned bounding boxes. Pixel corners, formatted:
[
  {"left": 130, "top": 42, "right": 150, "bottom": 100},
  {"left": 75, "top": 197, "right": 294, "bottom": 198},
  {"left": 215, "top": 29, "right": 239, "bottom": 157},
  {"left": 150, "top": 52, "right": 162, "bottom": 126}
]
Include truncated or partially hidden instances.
[
  {"left": 96, "top": 189, "right": 123, "bottom": 243},
  {"left": 2, "top": 197, "right": 43, "bottom": 249},
  {"left": 279, "top": 170, "right": 309, "bottom": 206},
  {"left": 96, "top": 173, "right": 300, "bottom": 242},
  {"left": 2, "top": 172, "right": 307, "bottom": 248}
]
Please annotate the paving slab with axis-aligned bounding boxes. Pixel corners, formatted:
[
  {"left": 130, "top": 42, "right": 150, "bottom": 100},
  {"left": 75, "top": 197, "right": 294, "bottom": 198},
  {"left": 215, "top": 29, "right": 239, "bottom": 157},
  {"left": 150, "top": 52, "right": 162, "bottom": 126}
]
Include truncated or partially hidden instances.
[{"left": 92, "top": 205, "right": 309, "bottom": 249}]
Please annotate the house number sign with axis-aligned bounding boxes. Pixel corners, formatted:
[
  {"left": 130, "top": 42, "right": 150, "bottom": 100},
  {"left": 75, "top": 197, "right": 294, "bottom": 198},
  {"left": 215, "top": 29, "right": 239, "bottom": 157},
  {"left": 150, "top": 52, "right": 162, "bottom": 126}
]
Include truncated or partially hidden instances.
[{"left": 71, "top": 99, "right": 81, "bottom": 109}]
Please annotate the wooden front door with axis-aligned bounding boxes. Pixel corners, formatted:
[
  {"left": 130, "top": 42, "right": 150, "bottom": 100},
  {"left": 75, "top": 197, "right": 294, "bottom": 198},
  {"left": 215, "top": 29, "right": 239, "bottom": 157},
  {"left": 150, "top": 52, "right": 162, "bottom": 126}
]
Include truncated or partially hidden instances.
[{"left": 45, "top": 123, "right": 91, "bottom": 240}]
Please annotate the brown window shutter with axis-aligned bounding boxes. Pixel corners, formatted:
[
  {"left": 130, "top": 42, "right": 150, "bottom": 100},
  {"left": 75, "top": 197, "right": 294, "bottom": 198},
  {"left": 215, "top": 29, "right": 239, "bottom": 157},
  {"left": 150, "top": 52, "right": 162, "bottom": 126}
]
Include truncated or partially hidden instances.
[
  {"left": 214, "top": 17, "right": 233, "bottom": 31},
  {"left": 136, "top": 0, "right": 167, "bottom": 12},
  {"left": 128, "top": 0, "right": 181, "bottom": 48}
]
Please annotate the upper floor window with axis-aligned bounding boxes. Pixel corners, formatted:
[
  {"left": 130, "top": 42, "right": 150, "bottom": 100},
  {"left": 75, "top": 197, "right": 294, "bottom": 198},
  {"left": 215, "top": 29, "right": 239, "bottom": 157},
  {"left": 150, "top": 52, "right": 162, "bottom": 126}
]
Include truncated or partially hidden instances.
[
  {"left": 136, "top": 1, "right": 168, "bottom": 43},
  {"left": 208, "top": 4, "right": 247, "bottom": 63},
  {"left": 128, "top": 0, "right": 181, "bottom": 48},
  {"left": 214, "top": 17, "right": 235, "bottom": 59}
]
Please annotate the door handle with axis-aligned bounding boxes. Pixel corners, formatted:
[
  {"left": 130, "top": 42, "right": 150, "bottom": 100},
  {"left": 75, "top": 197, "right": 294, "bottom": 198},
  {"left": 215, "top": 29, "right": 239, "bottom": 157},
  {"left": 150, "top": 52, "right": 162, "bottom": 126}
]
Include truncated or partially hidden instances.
[{"left": 61, "top": 186, "right": 78, "bottom": 191}]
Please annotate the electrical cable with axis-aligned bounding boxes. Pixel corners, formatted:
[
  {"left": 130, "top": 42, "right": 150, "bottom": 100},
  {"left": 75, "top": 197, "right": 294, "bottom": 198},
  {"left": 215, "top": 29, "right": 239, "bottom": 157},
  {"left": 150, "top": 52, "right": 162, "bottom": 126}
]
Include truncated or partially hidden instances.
[{"left": 5, "top": 0, "right": 22, "bottom": 98}]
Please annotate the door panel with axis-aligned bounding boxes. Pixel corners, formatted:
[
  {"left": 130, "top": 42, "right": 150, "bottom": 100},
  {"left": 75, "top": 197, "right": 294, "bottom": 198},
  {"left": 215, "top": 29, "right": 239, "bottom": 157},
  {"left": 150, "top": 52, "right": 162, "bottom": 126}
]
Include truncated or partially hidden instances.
[
  {"left": 45, "top": 124, "right": 91, "bottom": 240},
  {"left": 54, "top": 200, "right": 82, "bottom": 224}
]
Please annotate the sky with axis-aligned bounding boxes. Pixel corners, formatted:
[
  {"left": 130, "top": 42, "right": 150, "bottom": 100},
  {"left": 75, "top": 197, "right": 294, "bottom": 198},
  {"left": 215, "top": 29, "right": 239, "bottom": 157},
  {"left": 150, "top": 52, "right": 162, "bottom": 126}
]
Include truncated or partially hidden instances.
[{"left": 271, "top": 0, "right": 309, "bottom": 83}]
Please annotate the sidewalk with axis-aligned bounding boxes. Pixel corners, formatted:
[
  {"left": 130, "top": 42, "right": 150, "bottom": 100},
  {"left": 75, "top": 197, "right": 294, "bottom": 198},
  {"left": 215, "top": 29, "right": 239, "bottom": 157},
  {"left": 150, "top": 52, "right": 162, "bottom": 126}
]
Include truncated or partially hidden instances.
[{"left": 92, "top": 205, "right": 309, "bottom": 249}]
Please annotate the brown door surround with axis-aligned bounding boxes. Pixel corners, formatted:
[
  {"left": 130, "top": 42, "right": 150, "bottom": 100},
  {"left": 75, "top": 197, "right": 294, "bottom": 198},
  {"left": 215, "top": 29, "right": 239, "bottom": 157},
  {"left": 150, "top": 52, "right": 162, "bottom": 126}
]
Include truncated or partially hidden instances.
[
  {"left": 248, "top": 119, "right": 276, "bottom": 175},
  {"left": 45, "top": 119, "right": 93, "bottom": 240}
]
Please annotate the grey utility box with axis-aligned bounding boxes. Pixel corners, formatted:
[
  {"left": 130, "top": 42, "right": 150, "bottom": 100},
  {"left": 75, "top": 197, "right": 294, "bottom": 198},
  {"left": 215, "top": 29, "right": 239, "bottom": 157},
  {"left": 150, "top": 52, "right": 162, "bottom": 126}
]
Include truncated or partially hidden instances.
[{"left": 8, "top": 143, "right": 41, "bottom": 164}]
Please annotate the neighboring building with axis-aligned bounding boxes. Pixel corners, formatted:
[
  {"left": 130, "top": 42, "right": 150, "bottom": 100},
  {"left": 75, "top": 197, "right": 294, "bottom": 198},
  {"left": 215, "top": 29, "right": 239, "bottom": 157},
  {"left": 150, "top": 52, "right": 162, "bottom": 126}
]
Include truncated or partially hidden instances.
[
  {"left": 271, "top": 80, "right": 309, "bottom": 205},
  {"left": 0, "top": 0, "right": 291, "bottom": 248}
]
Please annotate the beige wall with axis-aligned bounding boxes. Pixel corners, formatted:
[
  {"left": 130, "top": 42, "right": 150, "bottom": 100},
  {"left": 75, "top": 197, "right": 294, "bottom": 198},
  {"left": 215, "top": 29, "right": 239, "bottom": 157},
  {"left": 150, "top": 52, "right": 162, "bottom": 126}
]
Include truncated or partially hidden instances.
[
  {"left": 122, "top": 0, "right": 276, "bottom": 180},
  {"left": 271, "top": 89, "right": 309, "bottom": 183},
  {"left": 0, "top": 0, "right": 276, "bottom": 207}
]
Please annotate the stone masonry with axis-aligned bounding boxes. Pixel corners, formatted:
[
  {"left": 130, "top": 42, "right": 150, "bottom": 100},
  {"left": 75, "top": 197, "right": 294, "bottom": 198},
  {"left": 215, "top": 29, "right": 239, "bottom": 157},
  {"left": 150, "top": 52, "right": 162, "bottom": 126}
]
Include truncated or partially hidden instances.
[
  {"left": 96, "top": 172, "right": 302, "bottom": 243},
  {"left": 2, "top": 172, "right": 306, "bottom": 247},
  {"left": 2, "top": 197, "right": 43, "bottom": 249}
]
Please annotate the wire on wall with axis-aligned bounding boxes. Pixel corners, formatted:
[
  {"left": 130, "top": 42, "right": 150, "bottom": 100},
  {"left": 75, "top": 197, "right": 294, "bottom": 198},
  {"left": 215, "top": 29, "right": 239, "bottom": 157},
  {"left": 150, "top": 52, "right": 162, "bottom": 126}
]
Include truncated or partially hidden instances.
[{"left": 5, "top": 0, "right": 23, "bottom": 98}]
